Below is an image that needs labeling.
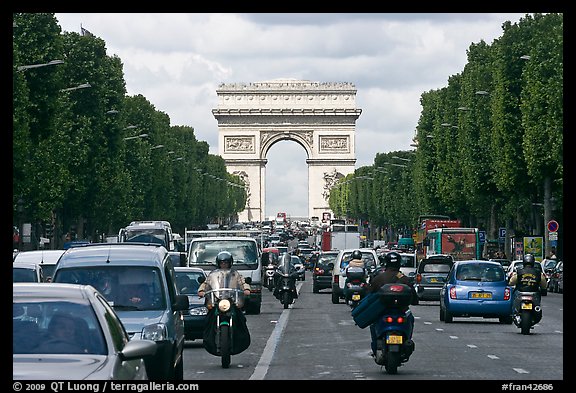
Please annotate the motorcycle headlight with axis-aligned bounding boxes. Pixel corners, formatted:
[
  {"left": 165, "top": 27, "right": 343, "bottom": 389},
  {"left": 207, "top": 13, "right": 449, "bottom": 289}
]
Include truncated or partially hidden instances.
[{"left": 218, "top": 299, "right": 231, "bottom": 312}]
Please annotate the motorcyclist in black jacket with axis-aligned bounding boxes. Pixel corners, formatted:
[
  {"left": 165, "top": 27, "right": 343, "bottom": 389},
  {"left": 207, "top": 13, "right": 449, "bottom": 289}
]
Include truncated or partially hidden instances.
[
  {"left": 509, "top": 253, "right": 547, "bottom": 322},
  {"left": 367, "top": 251, "right": 416, "bottom": 360}
]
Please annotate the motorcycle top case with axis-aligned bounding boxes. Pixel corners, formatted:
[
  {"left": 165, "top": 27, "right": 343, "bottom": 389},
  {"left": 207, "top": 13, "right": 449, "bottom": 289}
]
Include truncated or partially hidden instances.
[
  {"left": 352, "top": 283, "right": 413, "bottom": 329},
  {"left": 378, "top": 283, "right": 413, "bottom": 308},
  {"left": 346, "top": 266, "right": 366, "bottom": 281}
]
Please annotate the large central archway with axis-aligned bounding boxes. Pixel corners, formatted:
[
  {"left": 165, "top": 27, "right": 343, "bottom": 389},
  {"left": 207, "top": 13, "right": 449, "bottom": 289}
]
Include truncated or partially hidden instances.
[{"left": 212, "top": 79, "right": 362, "bottom": 222}]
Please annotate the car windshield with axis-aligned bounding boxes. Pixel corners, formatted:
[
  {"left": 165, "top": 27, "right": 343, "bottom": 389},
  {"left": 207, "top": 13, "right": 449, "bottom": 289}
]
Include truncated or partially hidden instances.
[
  {"left": 340, "top": 252, "right": 376, "bottom": 270},
  {"left": 54, "top": 266, "right": 166, "bottom": 311},
  {"left": 13, "top": 268, "right": 37, "bottom": 282},
  {"left": 175, "top": 271, "right": 203, "bottom": 295},
  {"left": 124, "top": 228, "right": 166, "bottom": 246},
  {"left": 13, "top": 300, "right": 106, "bottom": 355},
  {"left": 456, "top": 263, "right": 504, "bottom": 282},
  {"left": 189, "top": 240, "right": 258, "bottom": 267}
]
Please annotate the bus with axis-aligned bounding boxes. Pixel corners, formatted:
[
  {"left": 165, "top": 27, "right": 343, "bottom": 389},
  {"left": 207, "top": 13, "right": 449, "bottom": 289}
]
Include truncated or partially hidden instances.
[
  {"left": 415, "top": 215, "right": 461, "bottom": 262},
  {"left": 426, "top": 227, "right": 481, "bottom": 261}
]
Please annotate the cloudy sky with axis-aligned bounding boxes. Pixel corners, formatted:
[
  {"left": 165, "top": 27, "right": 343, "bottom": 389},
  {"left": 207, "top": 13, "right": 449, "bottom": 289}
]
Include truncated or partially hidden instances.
[{"left": 55, "top": 13, "right": 527, "bottom": 220}]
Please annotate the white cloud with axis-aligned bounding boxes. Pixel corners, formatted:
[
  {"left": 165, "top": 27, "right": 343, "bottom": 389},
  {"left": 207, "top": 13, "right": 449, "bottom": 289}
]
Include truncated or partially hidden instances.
[{"left": 55, "top": 12, "right": 528, "bottom": 218}]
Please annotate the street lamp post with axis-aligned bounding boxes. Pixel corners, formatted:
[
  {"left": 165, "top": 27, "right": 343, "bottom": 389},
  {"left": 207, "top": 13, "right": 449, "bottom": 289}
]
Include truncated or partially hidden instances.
[{"left": 123, "top": 133, "right": 148, "bottom": 141}]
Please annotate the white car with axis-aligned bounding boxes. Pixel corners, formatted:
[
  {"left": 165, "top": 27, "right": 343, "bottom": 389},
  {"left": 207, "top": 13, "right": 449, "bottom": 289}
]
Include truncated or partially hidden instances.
[
  {"left": 13, "top": 249, "right": 65, "bottom": 282},
  {"left": 331, "top": 248, "right": 378, "bottom": 304}
]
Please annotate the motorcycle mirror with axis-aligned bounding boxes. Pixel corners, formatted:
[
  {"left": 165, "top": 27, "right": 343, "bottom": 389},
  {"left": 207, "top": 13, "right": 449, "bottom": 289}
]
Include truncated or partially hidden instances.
[
  {"left": 245, "top": 277, "right": 252, "bottom": 284},
  {"left": 328, "top": 262, "right": 334, "bottom": 270},
  {"left": 197, "top": 276, "right": 206, "bottom": 284}
]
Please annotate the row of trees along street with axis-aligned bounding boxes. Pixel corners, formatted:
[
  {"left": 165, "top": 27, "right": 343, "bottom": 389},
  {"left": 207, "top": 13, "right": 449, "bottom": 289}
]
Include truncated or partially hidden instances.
[
  {"left": 13, "top": 13, "right": 247, "bottom": 249},
  {"left": 328, "top": 13, "right": 563, "bottom": 258}
]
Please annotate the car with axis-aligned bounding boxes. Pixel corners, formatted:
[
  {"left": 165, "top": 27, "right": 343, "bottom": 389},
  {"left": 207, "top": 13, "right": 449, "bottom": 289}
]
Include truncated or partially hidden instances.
[
  {"left": 489, "top": 258, "right": 512, "bottom": 269},
  {"left": 398, "top": 251, "right": 417, "bottom": 283},
  {"left": 13, "top": 249, "right": 65, "bottom": 282},
  {"left": 506, "top": 259, "right": 547, "bottom": 296},
  {"left": 52, "top": 243, "right": 189, "bottom": 380},
  {"left": 414, "top": 254, "right": 454, "bottom": 302},
  {"left": 291, "top": 255, "right": 306, "bottom": 281},
  {"left": 548, "top": 260, "right": 563, "bottom": 293},
  {"left": 13, "top": 262, "right": 44, "bottom": 283},
  {"left": 439, "top": 260, "right": 513, "bottom": 324},
  {"left": 313, "top": 250, "right": 338, "bottom": 293},
  {"left": 13, "top": 282, "right": 157, "bottom": 380},
  {"left": 174, "top": 267, "right": 209, "bottom": 341},
  {"left": 331, "top": 248, "right": 378, "bottom": 304}
]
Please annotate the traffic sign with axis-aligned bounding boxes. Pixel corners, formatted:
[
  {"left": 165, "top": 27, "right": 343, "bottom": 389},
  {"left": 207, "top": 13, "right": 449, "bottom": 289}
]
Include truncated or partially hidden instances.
[
  {"left": 499, "top": 227, "right": 506, "bottom": 238},
  {"left": 478, "top": 230, "right": 486, "bottom": 243},
  {"left": 547, "top": 220, "right": 559, "bottom": 232},
  {"left": 548, "top": 232, "right": 558, "bottom": 241}
]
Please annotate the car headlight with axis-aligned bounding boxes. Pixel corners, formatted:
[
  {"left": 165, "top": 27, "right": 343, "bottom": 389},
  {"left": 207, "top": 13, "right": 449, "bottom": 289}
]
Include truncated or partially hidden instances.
[
  {"left": 141, "top": 323, "right": 167, "bottom": 341},
  {"left": 189, "top": 306, "right": 208, "bottom": 316},
  {"left": 218, "top": 299, "right": 231, "bottom": 312}
]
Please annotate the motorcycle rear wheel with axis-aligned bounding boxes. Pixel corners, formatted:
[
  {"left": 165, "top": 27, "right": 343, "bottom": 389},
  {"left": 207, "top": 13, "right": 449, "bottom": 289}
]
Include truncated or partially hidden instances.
[
  {"left": 384, "top": 351, "right": 400, "bottom": 374},
  {"left": 220, "top": 325, "right": 231, "bottom": 368},
  {"left": 520, "top": 310, "right": 532, "bottom": 335}
]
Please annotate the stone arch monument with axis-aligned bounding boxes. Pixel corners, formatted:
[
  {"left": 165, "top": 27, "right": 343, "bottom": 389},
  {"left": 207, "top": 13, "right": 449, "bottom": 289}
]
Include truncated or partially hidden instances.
[{"left": 212, "top": 79, "right": 362, "bottom": 222}]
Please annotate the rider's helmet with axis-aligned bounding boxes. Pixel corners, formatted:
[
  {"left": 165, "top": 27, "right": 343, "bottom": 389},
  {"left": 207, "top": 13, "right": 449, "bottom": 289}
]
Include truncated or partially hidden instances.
[
  {"left": 522, "top": 253, "right": 535, "bottom": 267},
  {"left": 215, "top": 251, "right": 234, "bottom": 268},
  {"left": 351, "top": 249, "right": 363, "bottom": 260},
  {"left": 384, "top": 251, "right": 401, "bottom": 270}
]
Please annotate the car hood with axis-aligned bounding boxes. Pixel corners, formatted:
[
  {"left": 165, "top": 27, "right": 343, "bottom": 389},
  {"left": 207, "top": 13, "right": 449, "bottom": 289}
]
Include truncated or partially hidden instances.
[
  {"left": 115, "top": 309, "right": 167, "bottom": 334},
  {"left": 13, "top": 355, "right": 110, "bottom": 380}
]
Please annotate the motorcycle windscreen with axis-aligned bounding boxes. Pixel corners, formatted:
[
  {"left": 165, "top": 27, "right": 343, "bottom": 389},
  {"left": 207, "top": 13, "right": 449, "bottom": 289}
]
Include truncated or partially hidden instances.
[
  {"left": 204, "top": 269, "right": 245, "bottom": 309},
  {"left": 278, "top": 253, "right": 294, "bottom": 275}
]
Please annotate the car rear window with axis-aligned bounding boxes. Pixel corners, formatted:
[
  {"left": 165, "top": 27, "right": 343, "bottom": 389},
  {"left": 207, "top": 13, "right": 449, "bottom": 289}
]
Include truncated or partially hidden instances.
[
  {"left": 422, "top": 263, "right": 451, "bottom": 273},
  {"left": 456, "top": 264, "right": 504, "bottom": 281}
]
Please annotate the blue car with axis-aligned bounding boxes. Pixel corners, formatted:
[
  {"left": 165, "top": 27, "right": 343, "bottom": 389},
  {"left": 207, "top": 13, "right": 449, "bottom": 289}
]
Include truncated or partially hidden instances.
[{"left": 439, "top": 260, "right": 513, "bottom": 324}]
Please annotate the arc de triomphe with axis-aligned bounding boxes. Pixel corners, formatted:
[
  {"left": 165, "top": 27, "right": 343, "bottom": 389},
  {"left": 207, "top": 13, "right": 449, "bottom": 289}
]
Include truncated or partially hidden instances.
[{"left": 212, "top": 79, "right": 362, "bottom": 222}]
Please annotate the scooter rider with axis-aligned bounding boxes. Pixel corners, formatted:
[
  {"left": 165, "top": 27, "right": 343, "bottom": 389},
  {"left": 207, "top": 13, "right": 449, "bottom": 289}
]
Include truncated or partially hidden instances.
[
  {"left": 367, "top": 251, "right": 416, "bottom": 359},
  {"left": 198, "top": 251, "right": 251, "bottom": 298},
  {"left": 509, "top": 253, "right": 547, "bottom": 320},
  {"left": 344, "top": 249, "right": 367, "bottom": 299}
]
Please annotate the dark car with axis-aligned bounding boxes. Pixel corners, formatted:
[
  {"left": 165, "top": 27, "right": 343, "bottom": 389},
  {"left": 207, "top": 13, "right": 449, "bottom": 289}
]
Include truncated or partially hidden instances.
[
  {"left": 13, "top": 283, "right": 156, "bottom": 380},
  {"left": 414, "top": 254, "right": 454, "bottom": 301},
  {"left": 439, "top": 260, "right": 513, "bottom": 324},
  {"left": 174, "top": 267, "right": 208, "bottom": 341},
  {"left": 548, "top": 261, "right": 563, "bottom": 293},
  {"left": 52, "top": 243, "right": 189, "bottom": 380},
  {"left": 313, "top": 250, "right": 338, "bottom": 293}
]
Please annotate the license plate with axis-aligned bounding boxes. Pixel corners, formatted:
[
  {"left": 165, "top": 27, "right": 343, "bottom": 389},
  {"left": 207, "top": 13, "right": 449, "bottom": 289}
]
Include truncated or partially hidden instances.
[
  {"left": 352, "top": 294, "right": 360, "bottom": 301},
  {"left": 521, "top": 303, "right": 533, "bottom": 310},
  {"left": 386, "top": 335, "right": 403, "bottom": 344},
  {"left": 430, "top": 277, "right": 439, "bottom": 283},
  {"left": 471, "top": 292, "right": 492, "bottom": 299}
]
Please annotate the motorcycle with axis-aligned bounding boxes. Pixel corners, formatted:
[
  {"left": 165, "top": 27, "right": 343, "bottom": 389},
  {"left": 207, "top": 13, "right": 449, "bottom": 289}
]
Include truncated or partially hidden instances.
[
  {"left": 372, "top": 283, "right": 415, "bottom": 374},
  {"left": 344, "top": 266, "right": 368, "bottom": 309},
  {"left": 265, "top": 263, "right": 276, "bottom": 291},
  {"left": 274, "top": 254, "right": 299, "bottom": 309},
  {"left": 199, "top": 272, "right": 251, "bottom": 368},
  {"left": 513, "top": 291, "right": 542, "bottom": 335}
]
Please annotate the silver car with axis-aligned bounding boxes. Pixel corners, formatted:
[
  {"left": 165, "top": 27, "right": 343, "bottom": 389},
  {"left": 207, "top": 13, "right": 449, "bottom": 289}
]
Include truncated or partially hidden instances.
[{"left": 13, "top": 283, "right": 156, "bottom": 380}]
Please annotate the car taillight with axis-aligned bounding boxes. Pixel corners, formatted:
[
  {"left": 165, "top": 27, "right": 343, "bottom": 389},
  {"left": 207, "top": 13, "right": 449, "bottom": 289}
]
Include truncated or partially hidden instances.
[
  {"left": 416, "top": 273, "right": 422, "bottom": 284},
  {"left": 333, "top": 275, "right": 339, "bottom": 284},
  {"left": 449, "top": 286, "right": 457, "bottom": 299},
  {"left": 504, "top": 287, "right": 511, "bottom": 300},
  {"left": 314, "top": 268, "right": 324, "bottom": 275}
]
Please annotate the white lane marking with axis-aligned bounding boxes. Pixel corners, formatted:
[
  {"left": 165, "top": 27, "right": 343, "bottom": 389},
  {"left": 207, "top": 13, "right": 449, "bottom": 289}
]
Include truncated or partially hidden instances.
[{"left": 513, "top": 368, "right": 530, "bottom": 374}]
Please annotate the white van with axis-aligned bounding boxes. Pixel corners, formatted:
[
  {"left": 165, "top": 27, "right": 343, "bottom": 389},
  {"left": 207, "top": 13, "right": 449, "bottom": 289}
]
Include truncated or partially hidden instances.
[{"left": 331, "top": 248, "right": 378, "bottom": 304}]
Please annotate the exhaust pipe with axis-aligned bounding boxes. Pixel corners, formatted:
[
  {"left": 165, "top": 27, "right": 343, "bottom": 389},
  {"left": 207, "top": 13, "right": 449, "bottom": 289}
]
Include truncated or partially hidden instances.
[{"left": 534, "top": 306, "right": 541, "bottom": 312}]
